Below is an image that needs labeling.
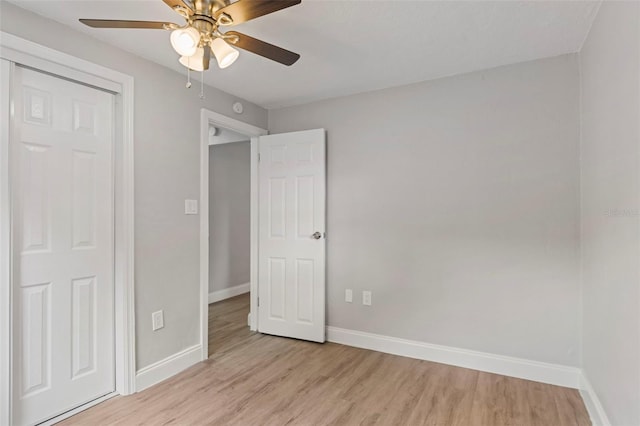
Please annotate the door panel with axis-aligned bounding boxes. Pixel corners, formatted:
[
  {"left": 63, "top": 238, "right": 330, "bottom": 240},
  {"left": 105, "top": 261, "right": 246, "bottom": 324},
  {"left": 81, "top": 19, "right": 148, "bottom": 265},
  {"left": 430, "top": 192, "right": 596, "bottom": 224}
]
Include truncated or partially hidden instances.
[
  {"left": 11, "top": 66, "right": 115, "bottom": 426},
  {"left": 295, "top": 175, "right": 314, "bottom": 238},
  {"left": 71, "top": 151, "right": 97, "bottom": 249},
  {"left": 71, "top": 275, "right": 97, "bottom": 378},
  {"left": 295, "top": 258, "right": 314, "bottom": 323},
  {"left": 19, "top": 143, "right": 51, "bottom": 253},
  {"left": 258, "top": 129, "right": 326, "bottom": 342},
  {"left": 20, "top": 283, "right": 51, "bottom": 397},
  {"left": 268, "top": 177, "right": 286, "bottom": 238},
  {"left": 268, "top": 257, "right": 286, "bottom": 319}
]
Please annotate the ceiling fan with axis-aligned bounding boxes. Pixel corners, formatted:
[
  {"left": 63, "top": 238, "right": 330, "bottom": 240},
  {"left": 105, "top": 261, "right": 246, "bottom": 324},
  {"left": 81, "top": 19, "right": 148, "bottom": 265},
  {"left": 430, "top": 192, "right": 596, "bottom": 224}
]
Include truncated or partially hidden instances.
[{"left": 79, "top": 0, "right": 302, "bottom": 72}]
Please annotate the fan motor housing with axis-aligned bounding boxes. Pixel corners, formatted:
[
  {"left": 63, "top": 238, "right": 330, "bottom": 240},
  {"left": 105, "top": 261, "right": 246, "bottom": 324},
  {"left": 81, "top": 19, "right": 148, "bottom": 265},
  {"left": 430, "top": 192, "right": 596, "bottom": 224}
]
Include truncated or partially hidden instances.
[
  {"left": 193, "top": 15, "right": 215, "bottom": 33},
  {"left": 192, "top": 0, "right": 230, "bottom": 16}
]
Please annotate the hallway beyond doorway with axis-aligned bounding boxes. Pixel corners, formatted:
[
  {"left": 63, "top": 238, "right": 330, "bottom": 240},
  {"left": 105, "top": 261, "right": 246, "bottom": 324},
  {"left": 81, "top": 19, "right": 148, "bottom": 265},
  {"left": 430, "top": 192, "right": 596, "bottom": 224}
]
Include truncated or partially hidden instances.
[{"left": 208, "top": 293, "right": 252, "bottom": 357}]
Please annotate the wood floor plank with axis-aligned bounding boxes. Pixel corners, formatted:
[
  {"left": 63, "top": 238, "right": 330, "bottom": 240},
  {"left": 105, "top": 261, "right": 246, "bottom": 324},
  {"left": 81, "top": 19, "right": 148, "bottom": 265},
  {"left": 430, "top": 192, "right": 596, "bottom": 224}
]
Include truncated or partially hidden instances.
[
  {"left": 405, "top": 363, "right": 479, "bottom": 426},
  {"left": 470, "top": 372, "right": 536, "bottom": 426},
  {"left": 527, "top": 380, "right": 562, "bottom": 426},
  {"left": 554, "top": 385, "right": 592, "bottom": 426},
  {"left": 59, "top": 293, "right": 591, "bottom": 426}
]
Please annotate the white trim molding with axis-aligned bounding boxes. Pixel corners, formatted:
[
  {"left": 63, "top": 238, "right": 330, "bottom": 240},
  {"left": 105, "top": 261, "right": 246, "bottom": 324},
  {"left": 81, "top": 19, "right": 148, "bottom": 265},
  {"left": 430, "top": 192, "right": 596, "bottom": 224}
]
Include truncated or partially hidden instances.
[
  {"left": 579, "top": 373, "right": 611, "bottom": 426},
  {"left": 0, "top": 32, "right": 136, "bottom": 424},
  {"left": 248, "top": 135, "right": 260, "bottom": 333},
  {"left": 135, "top": 345, "right": 202, "bottom": 392},
  {"left": 208, "top": 282, "right": 250, "bottom": 304},
  {"left": 0, "top": 58, "right": 12, "bottom": 426},
  {"left": 327, "top": 327, "right": 581, "bottom": 389},
  {"left": 199, "top": 109, "right": 267, "bottom": 361}
]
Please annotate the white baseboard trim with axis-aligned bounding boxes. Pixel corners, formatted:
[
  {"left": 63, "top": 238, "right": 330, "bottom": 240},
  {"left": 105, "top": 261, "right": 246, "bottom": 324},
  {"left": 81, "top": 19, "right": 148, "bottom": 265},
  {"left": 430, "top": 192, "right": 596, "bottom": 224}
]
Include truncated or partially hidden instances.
[
  {"left": 579, "top": 373, "right": 611, "bottom": 426},
  {"left": 326, "top": 326, "right": 580, "bottom": 388},
  {"left": 208, "top": 282, "right": 250, "bottom": 304},
  {"left": 135, "top": 344, "right": 202, "bottom": 392}
]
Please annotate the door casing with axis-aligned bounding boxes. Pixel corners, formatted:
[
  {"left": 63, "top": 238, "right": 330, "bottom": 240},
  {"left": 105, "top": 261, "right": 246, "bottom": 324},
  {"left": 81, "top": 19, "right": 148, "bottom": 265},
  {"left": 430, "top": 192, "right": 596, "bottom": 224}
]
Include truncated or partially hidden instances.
[
  {"left": 0, "top": 32, "right": 136, "bottom": 425},
  {"left": 199, "top": 108, "right": 267, "bottom": 360}
]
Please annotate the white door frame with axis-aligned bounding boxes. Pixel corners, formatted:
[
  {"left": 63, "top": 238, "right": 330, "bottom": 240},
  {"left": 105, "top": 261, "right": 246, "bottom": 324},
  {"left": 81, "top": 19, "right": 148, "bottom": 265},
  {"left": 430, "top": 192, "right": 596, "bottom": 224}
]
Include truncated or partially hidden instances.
[
  {"left": 199, "top": 108, "right": 267, "bottom": 360},
  {"left": 0, "top": 32, "right": 136, "bottom": 425}
]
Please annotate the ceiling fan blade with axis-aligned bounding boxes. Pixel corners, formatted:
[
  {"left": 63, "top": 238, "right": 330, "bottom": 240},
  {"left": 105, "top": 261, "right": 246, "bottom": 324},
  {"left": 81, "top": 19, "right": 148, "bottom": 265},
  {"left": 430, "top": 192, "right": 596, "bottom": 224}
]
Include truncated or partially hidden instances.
[
  {"left": 162, "top": 0, "right": 194, "bottom": 16},
  {"left": 215, "top": 0, "right": 301, "bottom": 26},
  {"left": 225, "top": 31, "right": 300, "bottom": 66},
  {"left": 79, "top": 19, "right": 174, "bottom": 29}
]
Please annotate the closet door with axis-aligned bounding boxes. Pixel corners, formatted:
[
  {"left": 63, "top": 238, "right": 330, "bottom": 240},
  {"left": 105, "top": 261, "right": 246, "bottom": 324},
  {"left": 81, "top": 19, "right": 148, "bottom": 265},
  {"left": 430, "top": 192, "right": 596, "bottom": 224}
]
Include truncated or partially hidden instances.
[{"left": 11, "top": 66, "right": 115, "bottom": 425}]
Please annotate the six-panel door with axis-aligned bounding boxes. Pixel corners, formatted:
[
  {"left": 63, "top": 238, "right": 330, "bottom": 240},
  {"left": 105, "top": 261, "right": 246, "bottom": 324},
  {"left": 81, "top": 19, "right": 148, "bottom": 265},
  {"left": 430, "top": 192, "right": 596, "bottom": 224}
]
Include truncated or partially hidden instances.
[
  {"left": 258, "top": 129, "right": 326, "bottom": 343},
  {"left": 11, "top": 66, "right": 115, "bottom": 425}
]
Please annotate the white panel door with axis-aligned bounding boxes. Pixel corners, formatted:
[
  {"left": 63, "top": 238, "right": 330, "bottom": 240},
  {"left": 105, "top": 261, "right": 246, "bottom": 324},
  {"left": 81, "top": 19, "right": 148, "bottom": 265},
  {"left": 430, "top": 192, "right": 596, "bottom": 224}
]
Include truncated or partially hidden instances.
[
  {"left": 258, "top": 129, "right": 326, "bottom": 342},
  {"left": 11, "top": 66, "right": 115, "bottom": 425}
]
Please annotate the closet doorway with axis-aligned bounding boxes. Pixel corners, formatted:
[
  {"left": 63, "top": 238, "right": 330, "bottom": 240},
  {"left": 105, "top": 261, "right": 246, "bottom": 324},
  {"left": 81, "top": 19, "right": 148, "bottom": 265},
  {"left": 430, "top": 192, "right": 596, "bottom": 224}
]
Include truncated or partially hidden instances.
[{"left": 0, "top": 34, "right": 135, "bottom": 426}]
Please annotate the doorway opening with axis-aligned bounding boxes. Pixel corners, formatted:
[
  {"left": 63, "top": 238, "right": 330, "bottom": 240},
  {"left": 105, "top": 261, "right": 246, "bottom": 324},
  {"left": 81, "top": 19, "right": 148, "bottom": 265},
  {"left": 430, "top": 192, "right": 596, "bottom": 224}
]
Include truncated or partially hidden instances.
[
  {"left": 199, "top": 111, "right": 327, "bottom": 358},
  {"left": 208, "top": 129, "right": 252, "bottom": 356},
  {"left": 199, "top": 109, "right": 267, "bottom": 360}
]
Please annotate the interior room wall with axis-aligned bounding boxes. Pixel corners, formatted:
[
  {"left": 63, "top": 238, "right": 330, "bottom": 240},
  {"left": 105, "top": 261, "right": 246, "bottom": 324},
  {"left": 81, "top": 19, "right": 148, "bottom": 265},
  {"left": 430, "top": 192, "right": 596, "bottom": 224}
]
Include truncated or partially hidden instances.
[
  {"left": 209, "top": 142, "right": 251, "bottom": 294},
  {"left": 269, "top": 54, "right": 582, "bottom": 367},
  {"left": 0, "top": 2, "right": 268, "bottom": 370},
  {"left": 579, "top": 1, "right": 640, "bottom": 424}
]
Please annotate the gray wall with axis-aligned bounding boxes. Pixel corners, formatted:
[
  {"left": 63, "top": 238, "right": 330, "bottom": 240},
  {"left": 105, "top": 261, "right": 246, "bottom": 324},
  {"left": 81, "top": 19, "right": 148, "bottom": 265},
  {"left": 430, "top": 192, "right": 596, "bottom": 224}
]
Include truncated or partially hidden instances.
[
  {"left": 269, "top": 55, "right": 581, "bottom": 366},
  {"left": 209, "top": 142, "right": 251, "bottom": 294},
  {"left": 0, "top": 2, "right": 268, "bottom": 370},
  {"left": 579, "top": 2, "right": 640, "bottom": 425}
]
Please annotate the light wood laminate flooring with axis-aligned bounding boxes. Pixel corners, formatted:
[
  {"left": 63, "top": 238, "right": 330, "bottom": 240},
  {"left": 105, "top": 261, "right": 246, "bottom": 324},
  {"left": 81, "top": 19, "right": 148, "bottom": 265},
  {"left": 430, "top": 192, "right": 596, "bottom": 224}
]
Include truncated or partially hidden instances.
[{"left": 60, "top": 293, "right": 590, "bottom": 425}]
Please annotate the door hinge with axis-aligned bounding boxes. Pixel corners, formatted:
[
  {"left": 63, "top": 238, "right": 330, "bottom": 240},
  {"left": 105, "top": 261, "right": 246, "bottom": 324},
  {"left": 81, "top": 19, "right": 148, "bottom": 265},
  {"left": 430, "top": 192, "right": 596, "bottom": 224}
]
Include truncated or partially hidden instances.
[
  {"left": 258, "top": 153, "right": 261, "bottom": 162},
  {"left": 257, "top": 297, "right": 260, "bottom": 307}
]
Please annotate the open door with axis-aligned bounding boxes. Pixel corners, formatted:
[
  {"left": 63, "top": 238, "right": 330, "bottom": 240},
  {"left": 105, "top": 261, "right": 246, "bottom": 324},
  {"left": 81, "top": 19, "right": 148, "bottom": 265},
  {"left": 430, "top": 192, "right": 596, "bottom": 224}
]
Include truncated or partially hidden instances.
[{"left": 258, "top": 129, "right": 326, "bottom": 342}]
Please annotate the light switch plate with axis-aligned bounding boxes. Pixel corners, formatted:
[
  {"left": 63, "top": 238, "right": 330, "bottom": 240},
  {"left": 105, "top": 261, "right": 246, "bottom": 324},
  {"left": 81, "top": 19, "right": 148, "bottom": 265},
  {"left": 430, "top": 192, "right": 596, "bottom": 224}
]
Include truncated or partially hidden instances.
[
  {"left": 185, "top": 199, "right": 198, "bottom": 215},
  {"left": 152, "top": 310, "right": 164, "bottom": 331}
]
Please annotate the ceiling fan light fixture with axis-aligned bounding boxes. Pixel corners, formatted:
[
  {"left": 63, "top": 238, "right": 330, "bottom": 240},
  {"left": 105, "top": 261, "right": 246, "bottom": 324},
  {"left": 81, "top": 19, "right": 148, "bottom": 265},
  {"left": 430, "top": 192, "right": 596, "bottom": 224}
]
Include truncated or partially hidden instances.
[
  {"left": 170, "top": 26, "right": 200, "bottom": 56},
  {"left": 179, "top": 47, "right": 206, "bottom": 71},
  {"left": 211, "top": 38, "right": 239, "bottom": 69},
  {"left": 80, "top": 0, "right": 302, "bottom": 84}
]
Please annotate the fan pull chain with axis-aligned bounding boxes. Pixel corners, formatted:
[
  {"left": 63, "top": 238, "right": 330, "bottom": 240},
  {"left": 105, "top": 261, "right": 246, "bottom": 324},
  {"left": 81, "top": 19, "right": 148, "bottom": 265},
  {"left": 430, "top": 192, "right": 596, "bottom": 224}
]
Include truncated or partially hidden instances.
[{"left": 199, "top": 70, "right": 205, "bottom": 100}]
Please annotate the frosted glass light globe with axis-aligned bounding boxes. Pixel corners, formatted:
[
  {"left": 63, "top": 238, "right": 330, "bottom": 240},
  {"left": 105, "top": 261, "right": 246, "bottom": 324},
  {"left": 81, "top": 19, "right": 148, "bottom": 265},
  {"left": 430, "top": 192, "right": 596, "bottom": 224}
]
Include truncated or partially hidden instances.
[
  {"left": 211, "top": 38, "right": 239, "bottom": 69},
  {"left": 179, "top": 47, "right": 206, "bottom": 71},
  {"left": 170, "top": 27, "right": 200, "bottom": 57}
]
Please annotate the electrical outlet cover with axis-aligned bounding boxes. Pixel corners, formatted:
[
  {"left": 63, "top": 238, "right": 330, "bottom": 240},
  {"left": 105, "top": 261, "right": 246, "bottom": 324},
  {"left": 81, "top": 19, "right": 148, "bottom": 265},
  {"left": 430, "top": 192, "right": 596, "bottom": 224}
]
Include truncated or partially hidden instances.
[
  {"left": 345, "top": 289, "right": 353, "bottom": 303},
  {"left": 362, "top": 291, "right": 372, "bottom": 306}
]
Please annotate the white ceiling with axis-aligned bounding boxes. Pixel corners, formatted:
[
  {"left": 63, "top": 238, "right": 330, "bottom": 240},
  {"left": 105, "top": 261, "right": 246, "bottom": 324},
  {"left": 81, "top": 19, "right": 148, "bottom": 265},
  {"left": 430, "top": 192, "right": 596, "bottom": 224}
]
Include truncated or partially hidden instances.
[{"left": 10, "top": 0, "right": 600, "bottom": 109}]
